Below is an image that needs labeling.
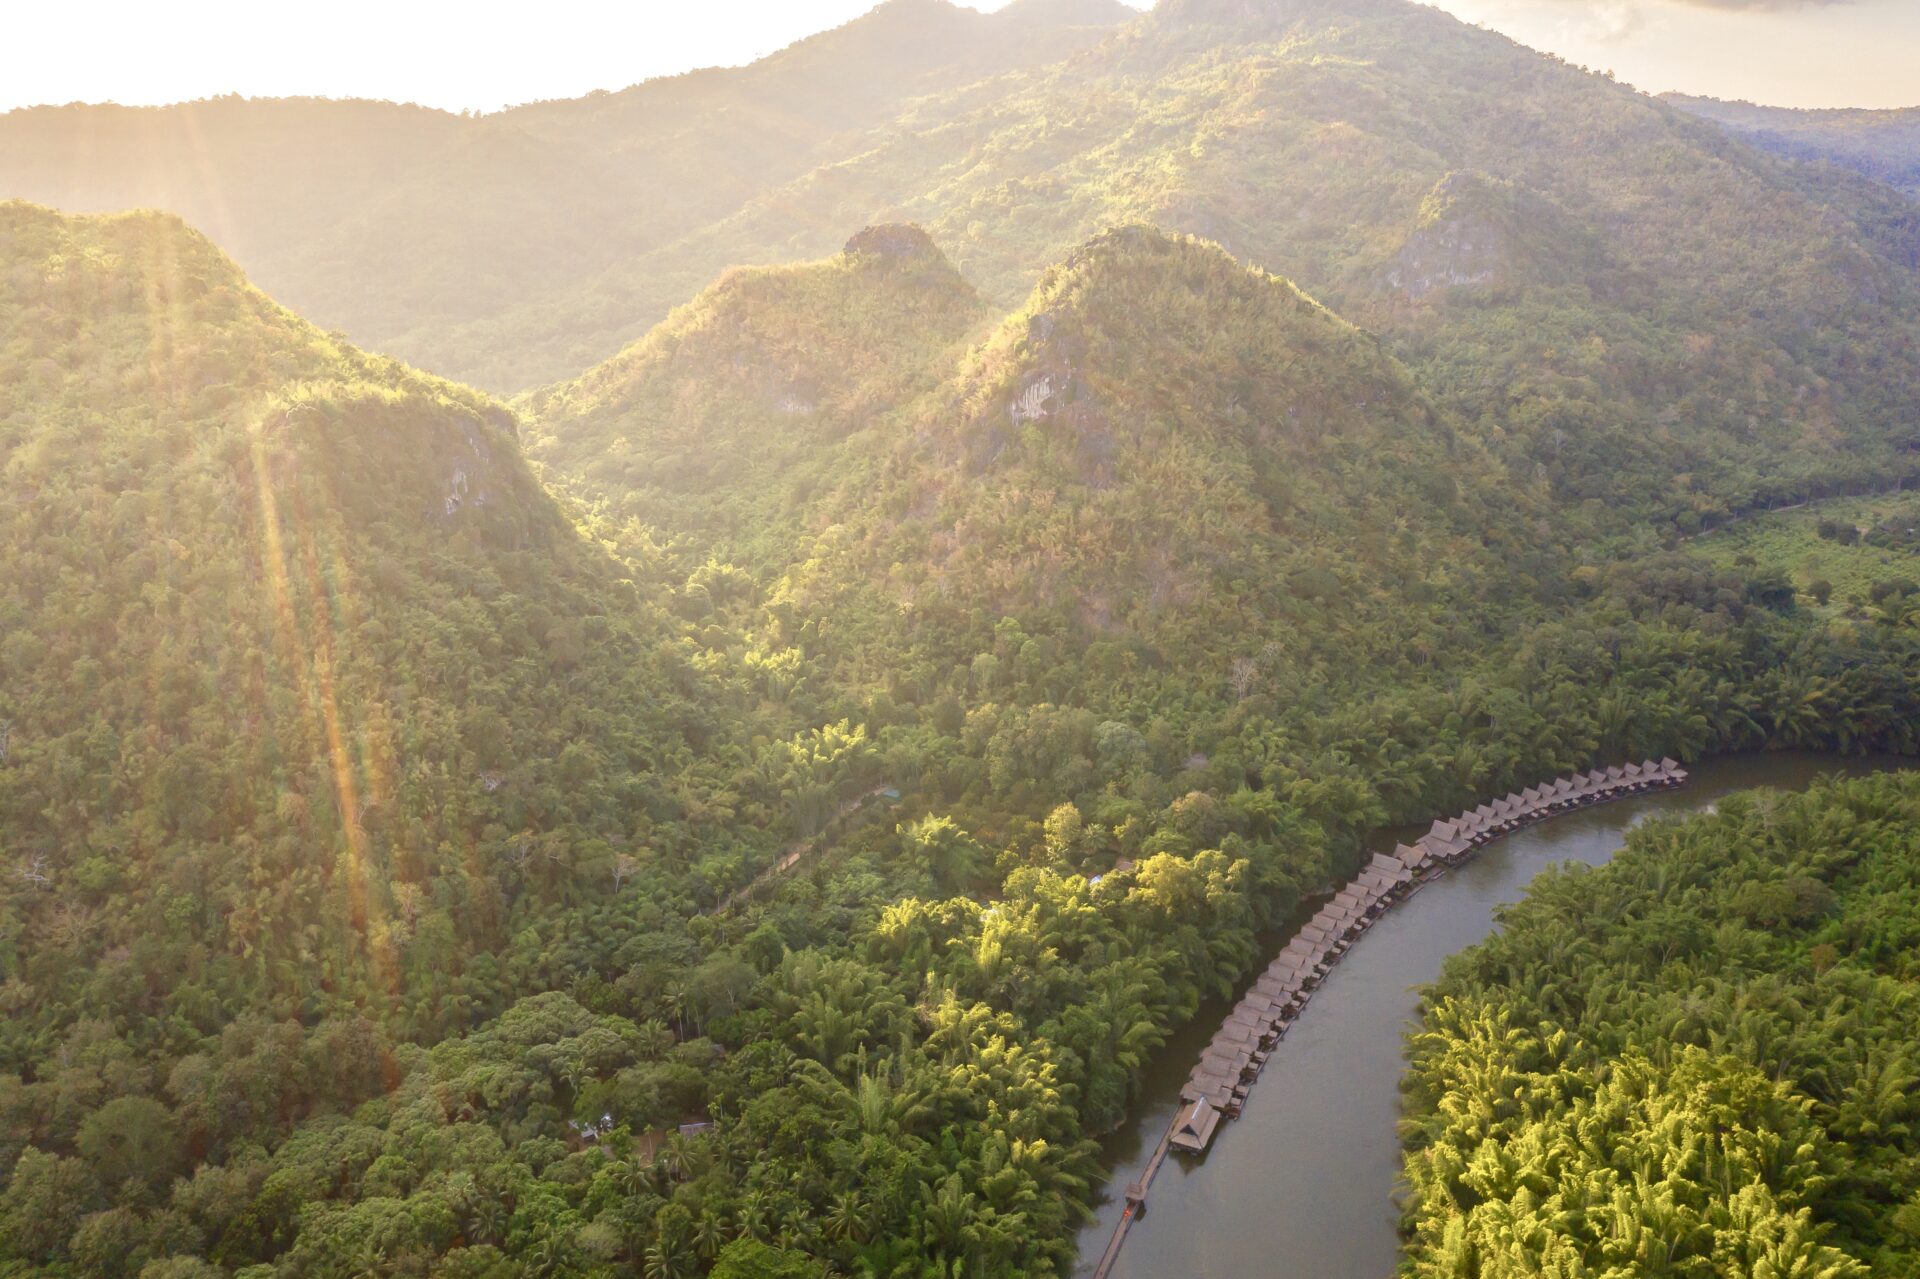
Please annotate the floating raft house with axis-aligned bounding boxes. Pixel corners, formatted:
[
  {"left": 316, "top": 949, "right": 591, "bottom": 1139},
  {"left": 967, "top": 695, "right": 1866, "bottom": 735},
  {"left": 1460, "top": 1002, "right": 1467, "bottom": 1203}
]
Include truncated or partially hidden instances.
[{"left": 1160, "top": 759, "right": 1687, "bottom": 1161}]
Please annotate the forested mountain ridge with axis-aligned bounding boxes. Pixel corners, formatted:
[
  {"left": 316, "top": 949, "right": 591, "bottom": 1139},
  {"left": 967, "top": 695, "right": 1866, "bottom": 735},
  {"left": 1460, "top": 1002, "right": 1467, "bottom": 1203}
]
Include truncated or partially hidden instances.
[
  {"left": 10, "top": 0, "right": 1919, "bottom": 522},
  {"left": 1669, "top": 93, "right": 1920, "bottom": 201},
  {"left": 521, "top": 223, "right": 990, "bottom": 561},
  {"left": 6, "top": 7, "right": 1920, "bottom": 1277},
  {"left": 0, "top": 201, "right": 792, "bottom": 1079},
  {"left": 764, "top": 225, "right": 1541, "bottom": 691},
  {"left": 9, "top": 209, "right": 1920, "bottom": 1279},
  {"left": 0, "top": 0, "right": 1132, "bottom": 391},
  {"left": 467, "top": 0, "right": 1920, "bottom": 528},
  {"left": 525, "top": 219, "right": 1567, "bottom": 746}
]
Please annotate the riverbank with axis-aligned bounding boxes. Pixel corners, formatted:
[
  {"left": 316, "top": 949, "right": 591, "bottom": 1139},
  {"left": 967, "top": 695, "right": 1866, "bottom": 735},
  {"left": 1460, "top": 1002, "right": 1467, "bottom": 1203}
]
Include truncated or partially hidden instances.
[{"left": 1073, "top": 751, "right": 1919, "bottom": 1279}]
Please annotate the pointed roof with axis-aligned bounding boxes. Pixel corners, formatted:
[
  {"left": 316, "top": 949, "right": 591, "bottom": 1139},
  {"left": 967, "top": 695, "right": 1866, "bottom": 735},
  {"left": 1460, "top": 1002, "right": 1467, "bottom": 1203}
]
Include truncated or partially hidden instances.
[{"left": 1170, "top": 1099, "right": 1221, "bottom": 1151}]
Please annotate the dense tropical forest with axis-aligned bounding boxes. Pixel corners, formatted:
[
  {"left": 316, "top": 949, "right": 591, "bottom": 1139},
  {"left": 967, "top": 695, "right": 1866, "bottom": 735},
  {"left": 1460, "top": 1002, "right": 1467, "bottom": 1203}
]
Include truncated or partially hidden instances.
[
  {"left": 7, "top": 202, "right": 1920, "bottom": 1279},
  {"left": 3, "top": 1, "right": 1920, "bottom": 1277},
  {"left": 1402, "top": 770, "right": 1920, "bottom": 1277}
]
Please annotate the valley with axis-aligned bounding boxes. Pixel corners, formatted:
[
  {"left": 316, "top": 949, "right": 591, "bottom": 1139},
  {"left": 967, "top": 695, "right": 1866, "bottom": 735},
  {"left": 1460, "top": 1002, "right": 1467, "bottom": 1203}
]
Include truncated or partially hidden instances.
[
  {"left": 2, "top": 2, "right": 1919, "bottom": 1277},
  {"left": 1079, "top": 751, "right": 1920, "bottom": 1278}
]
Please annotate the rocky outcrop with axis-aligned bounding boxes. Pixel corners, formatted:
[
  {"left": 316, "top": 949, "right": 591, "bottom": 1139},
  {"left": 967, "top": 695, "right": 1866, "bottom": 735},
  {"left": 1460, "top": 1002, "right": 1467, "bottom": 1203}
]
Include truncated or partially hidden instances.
[
  {"left": 844, "top": 223, "right": 942, "bottom": 260},
  {"left": 1381, "top": 171, "right": 1591, "bottom": 302}
]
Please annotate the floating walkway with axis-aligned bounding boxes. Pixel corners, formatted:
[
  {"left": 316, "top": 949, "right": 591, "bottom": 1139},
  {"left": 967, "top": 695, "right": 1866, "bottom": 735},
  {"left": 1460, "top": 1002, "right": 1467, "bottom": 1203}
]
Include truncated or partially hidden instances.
[{"left": 1089, "top": 758, "right": 1689, "bottom": 1279}]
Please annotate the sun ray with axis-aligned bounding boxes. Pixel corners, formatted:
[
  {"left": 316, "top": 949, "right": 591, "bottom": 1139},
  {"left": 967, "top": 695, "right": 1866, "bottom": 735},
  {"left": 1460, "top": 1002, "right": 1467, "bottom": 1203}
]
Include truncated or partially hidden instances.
[{"left": 246, "top": 404, "right": 398, "bottom": 997}]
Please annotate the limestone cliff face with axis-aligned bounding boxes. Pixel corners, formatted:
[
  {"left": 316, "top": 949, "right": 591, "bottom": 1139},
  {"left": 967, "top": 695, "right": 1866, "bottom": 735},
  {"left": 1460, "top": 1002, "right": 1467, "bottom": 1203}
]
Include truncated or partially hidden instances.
[
  {"left": 1384, "top": 176, "right": 1515, "bottom": 300},
  {"left": 1380, "top": 171, "right": 1591, "bottom": 303}
]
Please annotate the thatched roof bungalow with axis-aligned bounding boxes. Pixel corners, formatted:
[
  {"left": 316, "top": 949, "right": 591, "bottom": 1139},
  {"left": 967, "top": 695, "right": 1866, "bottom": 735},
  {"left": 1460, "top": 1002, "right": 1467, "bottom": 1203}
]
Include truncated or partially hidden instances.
[{"left": 1170, "top": 1099, "right": 1222, "bottom": 1152}]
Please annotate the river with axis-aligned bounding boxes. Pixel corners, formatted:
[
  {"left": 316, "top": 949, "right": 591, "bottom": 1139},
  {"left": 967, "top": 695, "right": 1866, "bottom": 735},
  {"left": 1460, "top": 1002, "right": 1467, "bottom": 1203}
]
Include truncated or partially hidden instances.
[{"left": 1073, "top": 751, "right": 1917, "bottom": 1279}]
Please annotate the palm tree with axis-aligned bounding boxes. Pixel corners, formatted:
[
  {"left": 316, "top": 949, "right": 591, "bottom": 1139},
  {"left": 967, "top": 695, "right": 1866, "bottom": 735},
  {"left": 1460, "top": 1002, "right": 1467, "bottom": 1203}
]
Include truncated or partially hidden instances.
[
  {"left": 736, "top": 1192, "right": 773, "bottom": 1242},
  {"left": 692, "top": 1210, "right": 729, "bottom": 1260},
  {"left": 825, "top": 1191, "right": 870, "bottom": 1244},
  {"left": 642, "top": 1240, "right": 690, "bottom": 1279},
  {"left": 922, "top": 1173, "right": 979, "bottom": 1265},
  {"left": 349, "top": 1242, "right": 390, "bottom": 1279},
  {"left": 656, "top": 1131, "right": 691, "bottom": 1183}
]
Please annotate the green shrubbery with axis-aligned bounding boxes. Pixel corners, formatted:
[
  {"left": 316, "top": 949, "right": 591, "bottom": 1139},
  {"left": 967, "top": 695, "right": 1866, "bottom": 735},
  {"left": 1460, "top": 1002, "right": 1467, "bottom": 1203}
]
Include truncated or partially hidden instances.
[{"left": 1403, "top": 772, "right": 1920, "bottom": 1276}]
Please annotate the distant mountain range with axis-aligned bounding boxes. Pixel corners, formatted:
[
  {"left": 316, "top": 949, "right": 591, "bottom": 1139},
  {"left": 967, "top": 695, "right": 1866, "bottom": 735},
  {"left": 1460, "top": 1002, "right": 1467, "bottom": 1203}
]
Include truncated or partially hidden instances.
[
  {"left": 3, "top": 0, "right": 1912, "bottom": 423},
  {"left": 0, "top": 0, "right": 1133, "bottom": 390},
  {"left": 1668, "top": 93, "right": 1920, "bottom": 201}
]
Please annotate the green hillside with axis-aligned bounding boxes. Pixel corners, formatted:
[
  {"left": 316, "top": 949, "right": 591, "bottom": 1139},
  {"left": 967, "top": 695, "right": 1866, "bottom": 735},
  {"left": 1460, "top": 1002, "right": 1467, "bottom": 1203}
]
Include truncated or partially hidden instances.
[
  {"left": 521, "top": 224, "right": 988, "bottom": 561},
  {"left": 13, "top": 0, "right": 1919, "bottom": 526},
  {"left": 5, "top": 8, "right": 1920, "bottom": 1273},
  {"left": 525, "top": 220, "right": 1562, "bottom": 758},
  {"left": 1404, "top": 771, "right": 1920, "bottom": 1277},
  {"left": 1669, "top": 93, "right": 1920, "bottom": 201},
  {"left": 767, "top": 226, "right": 1537, "bottom": 692},
  {"left": 0, "top": 0, "right": 1132, "bottom": 390},
  {"left": 477, "top": 0, "right": 1920, "bottom": 528},
  {"left": 0, "top": 200, "right": 790, "bottom": 1063}
]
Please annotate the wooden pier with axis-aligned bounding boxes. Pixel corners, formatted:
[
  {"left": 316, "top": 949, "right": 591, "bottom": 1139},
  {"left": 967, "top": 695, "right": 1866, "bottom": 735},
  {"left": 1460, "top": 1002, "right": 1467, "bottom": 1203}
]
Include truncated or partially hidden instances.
[{"left": 1086, "top": 758, "right": 1689, "bottom": 1279}]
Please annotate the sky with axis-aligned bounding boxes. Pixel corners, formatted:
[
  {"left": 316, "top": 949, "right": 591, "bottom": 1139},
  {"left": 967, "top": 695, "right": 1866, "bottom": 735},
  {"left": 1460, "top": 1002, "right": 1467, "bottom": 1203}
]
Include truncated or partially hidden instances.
[{"left": 1, "top": 0, "right": 1914, "bottom": 114}]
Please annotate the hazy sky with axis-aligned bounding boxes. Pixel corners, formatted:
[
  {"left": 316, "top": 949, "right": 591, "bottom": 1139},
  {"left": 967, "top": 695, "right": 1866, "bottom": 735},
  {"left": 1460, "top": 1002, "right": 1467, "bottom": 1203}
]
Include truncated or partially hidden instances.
[{"left": 2, "top": 0, "right": 1914, "bottom": 114}]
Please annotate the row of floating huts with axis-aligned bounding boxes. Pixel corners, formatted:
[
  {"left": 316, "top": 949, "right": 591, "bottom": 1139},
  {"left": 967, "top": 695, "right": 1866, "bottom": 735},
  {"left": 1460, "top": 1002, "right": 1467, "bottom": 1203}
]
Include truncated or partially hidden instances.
[{"left": 1165, "top": 758, "right": 1689, "bottom": 1155}]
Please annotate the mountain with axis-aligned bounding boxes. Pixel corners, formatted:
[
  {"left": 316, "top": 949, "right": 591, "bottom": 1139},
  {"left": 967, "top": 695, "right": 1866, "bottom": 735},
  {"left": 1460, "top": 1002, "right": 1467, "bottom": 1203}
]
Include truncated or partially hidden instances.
[
  {"left": 522, "top": 223, "right": 988, "bottom": 560},
  {"left": 15, "top": 2, "right": 1917, "bottom": 532},
  {"left": 11, "top": 9, "right": 1920, "bottom": 1278},
  {"left": 485, "top": 0, "right": 1920, "bottom": 528},
  {"left": 0, "top": 0, "right": 1132, "bottom": 390},
  {"left": 7, "top": 202, "right": 1920, "bottom": 1279},
  {"left": 0, "top": 201, "right": 765, "bottom": 1066},
  {"left": 771, "top": 226, "right": 1535, "bottom": 677},
  {"left": 527, "top": 219, "right": 1560, "bottom": 747},
  {"left": 1668, "top": 93, "right": 1920, "bottom": 201}
]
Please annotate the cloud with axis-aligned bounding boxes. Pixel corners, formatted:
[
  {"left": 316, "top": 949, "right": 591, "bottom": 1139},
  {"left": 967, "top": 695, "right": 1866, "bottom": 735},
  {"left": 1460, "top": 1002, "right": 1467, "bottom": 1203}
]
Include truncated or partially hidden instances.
[
  {"left": 1601, "top": 0, "right": 1858, "bottom": 8},
  {"left": 1586, "top": 0, "right": 1645, "bottom": 37},
  {"left": 1674, "top": 0, "right": 1858, "bottom": 8},
  {"left": 1505, "top": 0, "right": 1861, "bottom": 42}
]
